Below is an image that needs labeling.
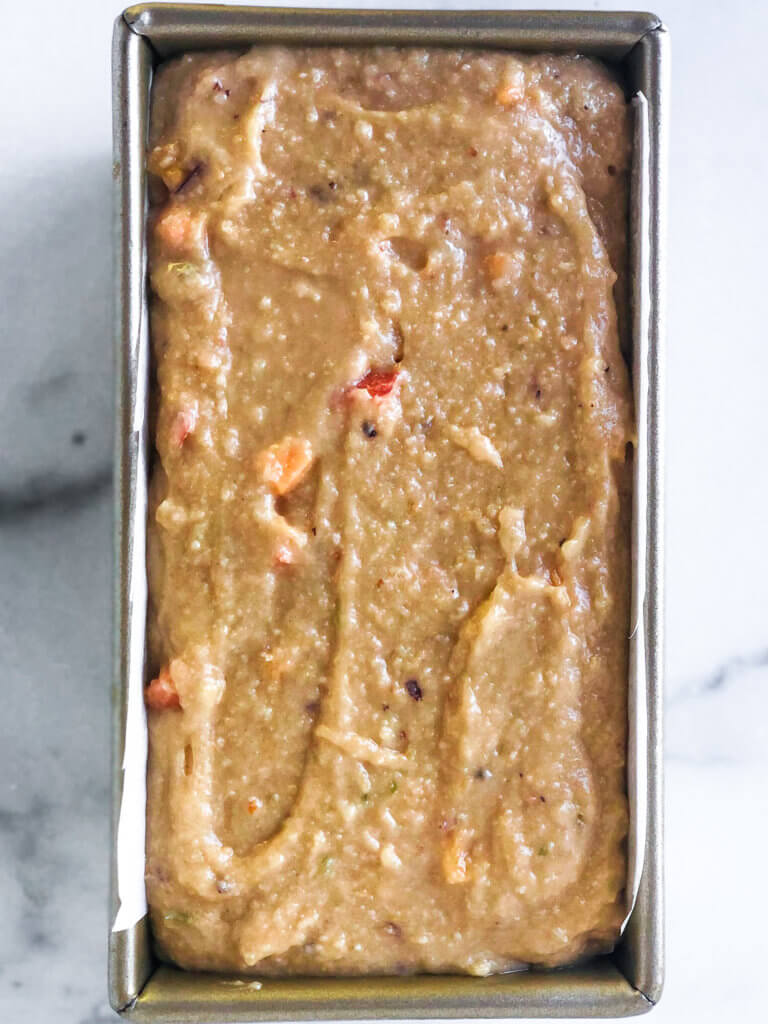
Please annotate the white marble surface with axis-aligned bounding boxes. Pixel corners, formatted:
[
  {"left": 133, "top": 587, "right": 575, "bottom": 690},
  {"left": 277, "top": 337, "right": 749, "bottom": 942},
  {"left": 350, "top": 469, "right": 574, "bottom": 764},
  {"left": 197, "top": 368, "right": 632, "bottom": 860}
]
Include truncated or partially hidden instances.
[{"left": 1, "top": 1, "right": 766, "bottom": 1020}]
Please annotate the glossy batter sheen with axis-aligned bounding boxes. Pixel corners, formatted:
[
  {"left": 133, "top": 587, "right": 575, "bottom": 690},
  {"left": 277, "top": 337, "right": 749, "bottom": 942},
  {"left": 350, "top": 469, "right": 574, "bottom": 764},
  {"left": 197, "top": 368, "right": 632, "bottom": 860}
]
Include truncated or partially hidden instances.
[{"left": 145, "top": 47, "right": 633, "bottom": 976}]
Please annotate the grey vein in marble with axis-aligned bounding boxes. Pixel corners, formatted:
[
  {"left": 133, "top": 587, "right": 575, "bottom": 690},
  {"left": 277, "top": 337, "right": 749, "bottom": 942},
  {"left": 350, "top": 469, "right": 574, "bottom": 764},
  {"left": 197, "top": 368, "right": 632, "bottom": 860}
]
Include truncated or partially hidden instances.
[
  {"left": 0, "top": 466, "right": 111, "bottom": 522},
  {"left": 0, "top": 158, "right": 113, "bottom": 506},
  {"left": 669, "top": 647, "right": 768, "bottom": 701},
  {"left": 666, "top": 652, "right": 768, "bottom": 766},
  {"left": 1, "top": 489, "right": 112, "bottom": 1024}
]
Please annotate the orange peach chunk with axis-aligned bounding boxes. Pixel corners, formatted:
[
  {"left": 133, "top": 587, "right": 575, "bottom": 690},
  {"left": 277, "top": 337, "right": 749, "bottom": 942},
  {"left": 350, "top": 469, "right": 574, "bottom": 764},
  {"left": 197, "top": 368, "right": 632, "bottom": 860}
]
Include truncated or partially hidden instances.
[
  {"left": 496, "top": 61, "right": 526, "bottom": 106},
  {"left": 257, "top": 437, "right": 313, "bottom": 496},
  {"left": 154, "top": 205, "right": 207, "bottom": 253}
]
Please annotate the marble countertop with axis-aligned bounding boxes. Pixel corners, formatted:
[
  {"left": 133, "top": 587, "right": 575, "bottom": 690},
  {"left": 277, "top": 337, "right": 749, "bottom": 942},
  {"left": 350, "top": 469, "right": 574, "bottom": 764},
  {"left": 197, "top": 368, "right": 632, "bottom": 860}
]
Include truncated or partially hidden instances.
[{"left": 1, "top": 1, "right": 766, "bottom": 1021}]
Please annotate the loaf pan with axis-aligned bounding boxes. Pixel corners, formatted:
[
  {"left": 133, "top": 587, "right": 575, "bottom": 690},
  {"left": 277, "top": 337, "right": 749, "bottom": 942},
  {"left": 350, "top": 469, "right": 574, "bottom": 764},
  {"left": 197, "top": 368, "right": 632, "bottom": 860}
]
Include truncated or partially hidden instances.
[{"left": 111, "top": 5, "right": 667, "bottom": 1018}]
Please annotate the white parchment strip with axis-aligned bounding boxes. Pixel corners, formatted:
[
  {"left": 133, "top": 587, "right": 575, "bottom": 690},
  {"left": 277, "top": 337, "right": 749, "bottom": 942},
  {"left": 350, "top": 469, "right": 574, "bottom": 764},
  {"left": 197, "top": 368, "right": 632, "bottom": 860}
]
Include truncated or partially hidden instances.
[
  {"left": 112, "top": 301, "right": 150, "bottom": 933},
  {"left": 622, "top": 91, "right": 651, "bottom": 932}
]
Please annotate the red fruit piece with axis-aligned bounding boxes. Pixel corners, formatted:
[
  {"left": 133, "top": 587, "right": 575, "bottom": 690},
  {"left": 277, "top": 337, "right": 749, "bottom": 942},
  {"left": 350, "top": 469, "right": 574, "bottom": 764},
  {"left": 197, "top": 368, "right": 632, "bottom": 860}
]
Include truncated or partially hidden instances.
[
  {"left": 145, "top": 667, "right": 181, "bottom": 710},
  {"left": 356, "top": 368, "right": 399, "bottom": 397},
  {"left": 170, "top": 408, "right": 197, "bottom": 448}
]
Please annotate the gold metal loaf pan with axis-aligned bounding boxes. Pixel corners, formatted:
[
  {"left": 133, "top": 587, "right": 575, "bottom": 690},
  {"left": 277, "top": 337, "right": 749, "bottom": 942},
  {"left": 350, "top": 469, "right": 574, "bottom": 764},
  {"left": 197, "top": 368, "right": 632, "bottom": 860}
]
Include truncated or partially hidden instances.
[{"left": 110, "top": 6, "right": 667, "bottom": 1018}]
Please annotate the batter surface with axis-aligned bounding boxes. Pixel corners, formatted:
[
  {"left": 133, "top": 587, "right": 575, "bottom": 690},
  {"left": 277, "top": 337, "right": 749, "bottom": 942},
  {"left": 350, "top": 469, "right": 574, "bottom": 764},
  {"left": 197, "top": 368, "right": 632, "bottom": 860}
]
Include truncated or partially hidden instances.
[{"left": 145, "top": 46, "right": 633, "bottom": 976}]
